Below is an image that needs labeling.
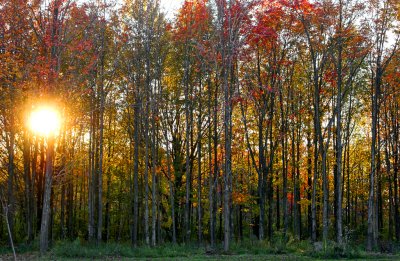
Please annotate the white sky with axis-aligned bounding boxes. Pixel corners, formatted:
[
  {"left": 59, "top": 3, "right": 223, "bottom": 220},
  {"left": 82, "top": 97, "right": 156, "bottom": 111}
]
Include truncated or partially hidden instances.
[{"left": 160, "top": 0, "right": 184, "bottom": 19}]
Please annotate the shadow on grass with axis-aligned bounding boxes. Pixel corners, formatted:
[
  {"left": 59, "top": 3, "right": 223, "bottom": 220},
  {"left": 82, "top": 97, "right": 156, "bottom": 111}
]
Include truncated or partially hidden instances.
[
  {"left": 51, "top": 239, "right": 205, "bottom": 259},
  {"left": 1, "top": 236, "right": 400, "bottom": 260}
]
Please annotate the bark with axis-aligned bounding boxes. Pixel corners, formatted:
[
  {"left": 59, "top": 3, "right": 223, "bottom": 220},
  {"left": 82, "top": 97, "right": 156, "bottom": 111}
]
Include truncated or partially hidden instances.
[
  {"left": 7, "top": 114, "right": 15, "bottom": 239},
  {"left": 144, "top": 101, "right": 150, "bottom": 245},
  {"left": 88, "top": 94, "right": 96, "bottom": 241},
  {"left": 37, "top": 139, "right": 45, "bottom": 234},
  {"left": 184, "top": 43, "right": 192, "bottom": 243},
  {"left": 282, "top": 132, "right": 288, "bottom": 236},
  {"left": 210, "top": 74, "right": 218, "bottom": 248},
  {"left": 97, "top": 20, "right": 106, "bottom": 243},
  {"left": 144, "top": 14, "right": 152, "bottom": 242},
  {"left": 23, "top": 130, "right": 33, "bottom": 242},
  {"left": 32, "top": 139, "right": 38, "bottom": 235},
  {"left": 291, "top": 89, "right": 300, "bottom": 239},
  {"left": 377, "top": 132, "right": 383, "bottom": 234},
  {"left": 222, "top": 46, "right": 232, "bottom": 253},
  {"left": 391, "top": 106, "right": 399, "bottom": 240},
  {"left": 166, "top": 138, "right": 176, "bottom": 244},
  {"left": 311, "top": 123, "right": 318, "bottom": 242},
  {"left": 334, "top": 1, "right": 343, "bottom": 243},
  {"left": 295, "top": 119, "right": 302, "bottom": 239},
  {"left": 207, "top": 75, "right": 213, "bottom": 246},
  {"left": 40, "top": 136, "right": 54, "bottom": 254},
  {"left": 307, "top": 129, "right": 312, "bottom": 237},
  {"left": 197, "top": 77, "right": 203, "bottom": 244},
  {"left": 132, "top": 96, "right": 140, "bottom": 246},
  {"left": 367, "top": 65, "right": 381, "bottom": 251},
  {"left": 256, "top": 49, "right": 265, "bottom": 241},
  {"left": 279, "top": 87, "right": 288, "bottom": 237},
  {"left": 151, "top": 109, "right": 157, "bottom": 247},
  {"left": 67, "top": 172, "right": 74, "bottom": 238},
  {"left": 2, "top": 200, "right": 16, "bottom": 261},
  {"left": 344, "top": 89, "right": 353, "bottom": 227}
]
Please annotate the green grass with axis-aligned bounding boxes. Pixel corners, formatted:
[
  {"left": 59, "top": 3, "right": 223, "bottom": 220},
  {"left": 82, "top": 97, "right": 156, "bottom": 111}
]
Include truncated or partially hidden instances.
[
  {"left": 1, "top": 238, "right": 400, "bottom": 260},
  {"left": 50, "top": 239, "right": 206, "bottom": 258},
  {"left": 0, "top": 240, "right": 37, "bottom": 255}
]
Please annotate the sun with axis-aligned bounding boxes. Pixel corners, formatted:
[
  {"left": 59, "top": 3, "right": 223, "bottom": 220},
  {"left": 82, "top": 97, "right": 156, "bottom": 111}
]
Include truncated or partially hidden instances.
[{"left": 29, "top": 106, "right": 61, "bottom": 136}]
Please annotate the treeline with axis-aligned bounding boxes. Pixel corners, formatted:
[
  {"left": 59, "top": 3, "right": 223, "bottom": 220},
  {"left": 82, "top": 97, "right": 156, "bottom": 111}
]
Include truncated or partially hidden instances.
[{"left": 0, "top": 0, "right": 399, "bottom": 253}]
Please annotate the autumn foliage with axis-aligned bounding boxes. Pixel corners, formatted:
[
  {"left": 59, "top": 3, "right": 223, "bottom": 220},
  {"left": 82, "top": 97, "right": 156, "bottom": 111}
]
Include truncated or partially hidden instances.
[{"left": 0, "top": 0, "right": 399, "bottom": 255}]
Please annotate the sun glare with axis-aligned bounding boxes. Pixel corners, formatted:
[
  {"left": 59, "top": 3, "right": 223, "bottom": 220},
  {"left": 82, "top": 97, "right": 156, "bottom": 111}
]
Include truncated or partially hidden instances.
[{"left": 29, "top": 107, "right": 61, "bottom": 136}]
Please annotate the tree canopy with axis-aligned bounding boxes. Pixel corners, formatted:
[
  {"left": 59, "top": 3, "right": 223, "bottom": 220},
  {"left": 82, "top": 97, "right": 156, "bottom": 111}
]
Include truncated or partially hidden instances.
[{"left": 0, "top": 0, "right": 399, "bottom": 254}]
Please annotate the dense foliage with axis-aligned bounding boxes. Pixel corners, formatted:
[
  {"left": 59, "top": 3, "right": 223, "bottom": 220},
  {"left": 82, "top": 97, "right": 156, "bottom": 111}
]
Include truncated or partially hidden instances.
[{"left": 0, "top": 0, "right": 399, "bottom": 254}]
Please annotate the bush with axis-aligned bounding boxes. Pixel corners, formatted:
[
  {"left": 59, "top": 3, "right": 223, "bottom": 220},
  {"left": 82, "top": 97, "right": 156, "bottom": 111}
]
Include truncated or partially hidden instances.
[
  {"left": 230, "top": 232, "right": 313, "bottom": 256},
  {"left": 230, "top": 238, "right": 273, "bottom": 255},
  {"left": 51, "top": 240, "right": 205, "bottom": 259},
  {"left": 307, "top": 240, "right": 362, "bottom": 259},
  {"left": 47, "top": 238, "right": 395, "bottom": 260},
  {"left": 0, "top": 239, "right": 38, "bottom": 255}
]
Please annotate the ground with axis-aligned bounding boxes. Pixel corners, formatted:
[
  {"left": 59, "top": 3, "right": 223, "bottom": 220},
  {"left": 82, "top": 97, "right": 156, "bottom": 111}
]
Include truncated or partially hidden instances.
[
  {"left": 1, "top": 240, "right": 400, "bottom": 260},
  {"left": 1, "top": 252, "right": 399, "bottom": 261}
]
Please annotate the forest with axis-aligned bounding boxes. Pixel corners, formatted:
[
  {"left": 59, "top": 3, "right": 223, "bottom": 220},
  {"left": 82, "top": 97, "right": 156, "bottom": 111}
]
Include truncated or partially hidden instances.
[{"left": 0, "top": 0, "right": 400, "bottom": 259}]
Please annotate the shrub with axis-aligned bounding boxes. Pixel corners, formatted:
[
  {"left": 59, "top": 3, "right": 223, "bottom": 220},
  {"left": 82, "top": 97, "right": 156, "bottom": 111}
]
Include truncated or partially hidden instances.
[
  {"left": 51, "top": 240, "right": 206, "bottom": 259},
  {"left": 308, "top": 240, "right": 363, "bottom": 259}
]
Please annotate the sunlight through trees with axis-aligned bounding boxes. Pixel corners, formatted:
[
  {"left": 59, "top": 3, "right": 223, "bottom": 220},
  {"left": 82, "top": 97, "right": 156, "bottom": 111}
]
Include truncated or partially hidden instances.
[{"left": 0, "top": 0, "right": 399, "bottom": 254}]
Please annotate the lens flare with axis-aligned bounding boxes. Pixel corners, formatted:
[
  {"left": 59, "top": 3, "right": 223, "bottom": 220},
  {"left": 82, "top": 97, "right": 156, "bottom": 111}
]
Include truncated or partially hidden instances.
[{"left": 29, "top": 107, "right": 60, "bottom": 136}]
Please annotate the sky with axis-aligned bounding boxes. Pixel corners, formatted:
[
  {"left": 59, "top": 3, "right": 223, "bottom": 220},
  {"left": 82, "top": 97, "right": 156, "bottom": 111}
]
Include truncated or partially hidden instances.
[{"left": 160, "top": 0, "right": 184, "bottom": 19}]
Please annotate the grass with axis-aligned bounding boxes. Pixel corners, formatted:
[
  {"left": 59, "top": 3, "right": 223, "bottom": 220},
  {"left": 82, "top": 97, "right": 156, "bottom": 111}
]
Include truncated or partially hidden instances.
[
  {"left": 50, "top": 239, "right": 205, "bottom": 259},
  {"left": 1, "top": 237, "right": 400, "bottom": 260}
]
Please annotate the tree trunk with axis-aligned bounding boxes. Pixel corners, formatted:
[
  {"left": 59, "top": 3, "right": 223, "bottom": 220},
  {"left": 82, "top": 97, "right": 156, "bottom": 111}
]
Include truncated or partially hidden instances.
[
  {"left": 23, "top": 130, "right": 33, "bottom": 242},
  {"left": 166, "top": 136, "right": 176, "bottom": 244},
  {"left": 367, "top": 66, "right": 381, "bottom": 251},
  {"left": 210, "top": 75, "right": 218, "bottom": 248},
  {"left": 2, "top": 201, "right": 16, "bottom": 261},
  {"left": 151, "top": 115, "right": 157, "bottom": 246},
  {"left": 144, "top": 103, "right": 150, "bottom": 245},
  {"left": 334, "top": 3, "right": 343, "bottom": 243},
  {"left": 306, "top": 129, "right": 312, "bottom": 237},
  {"left": 88, "top": 99, "right": 96, "bottom": 241},
  {"left": 311, "top": 127, "right": 318, "bottom": 242},
  {"left": 197, "top": 77, "right": 202, "bottom": 244},
  {"left": 223, "top": 54, "right": 232, "bottom": 253},
  {"left": 7, "top": 114, "right": 15, "bottom": 240},
  {"left": 40, "top": 135, "right": 54, "bottom": 254},
  {"left": 97, "top": 28, "right": 106, "bottom": 243},
  {"left": 184, "top": 43, "right": 192, "bottom": 243},
  {"left": 132, "top": 95, "right": 140, "bottom": 246}
]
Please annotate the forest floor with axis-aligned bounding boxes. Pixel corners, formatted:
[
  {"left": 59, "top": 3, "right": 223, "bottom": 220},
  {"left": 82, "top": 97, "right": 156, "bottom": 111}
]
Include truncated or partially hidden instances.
[
  {"left": 1, "top": 253, "right": 399, "bottom": 260},
  {"left": 1, "top": 240, "right": 400, "bottom": 260},
  {"left": 1, "top": 252, "right": 399, "bottom": 261}
]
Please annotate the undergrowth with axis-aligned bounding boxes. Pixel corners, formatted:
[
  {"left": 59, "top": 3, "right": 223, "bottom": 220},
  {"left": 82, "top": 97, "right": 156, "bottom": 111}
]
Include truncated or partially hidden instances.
[{"left": 1, "top": 235, "right": 399, "bottom": 260}]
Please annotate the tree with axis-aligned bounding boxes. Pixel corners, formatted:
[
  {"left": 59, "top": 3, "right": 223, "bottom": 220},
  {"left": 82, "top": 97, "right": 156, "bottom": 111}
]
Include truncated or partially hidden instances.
[
  {"left": 1, "top": 0, "right": 400, "bottom": 254},
  {"left": 367, "top": 0, "right": 399, "bottom": 250}
]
